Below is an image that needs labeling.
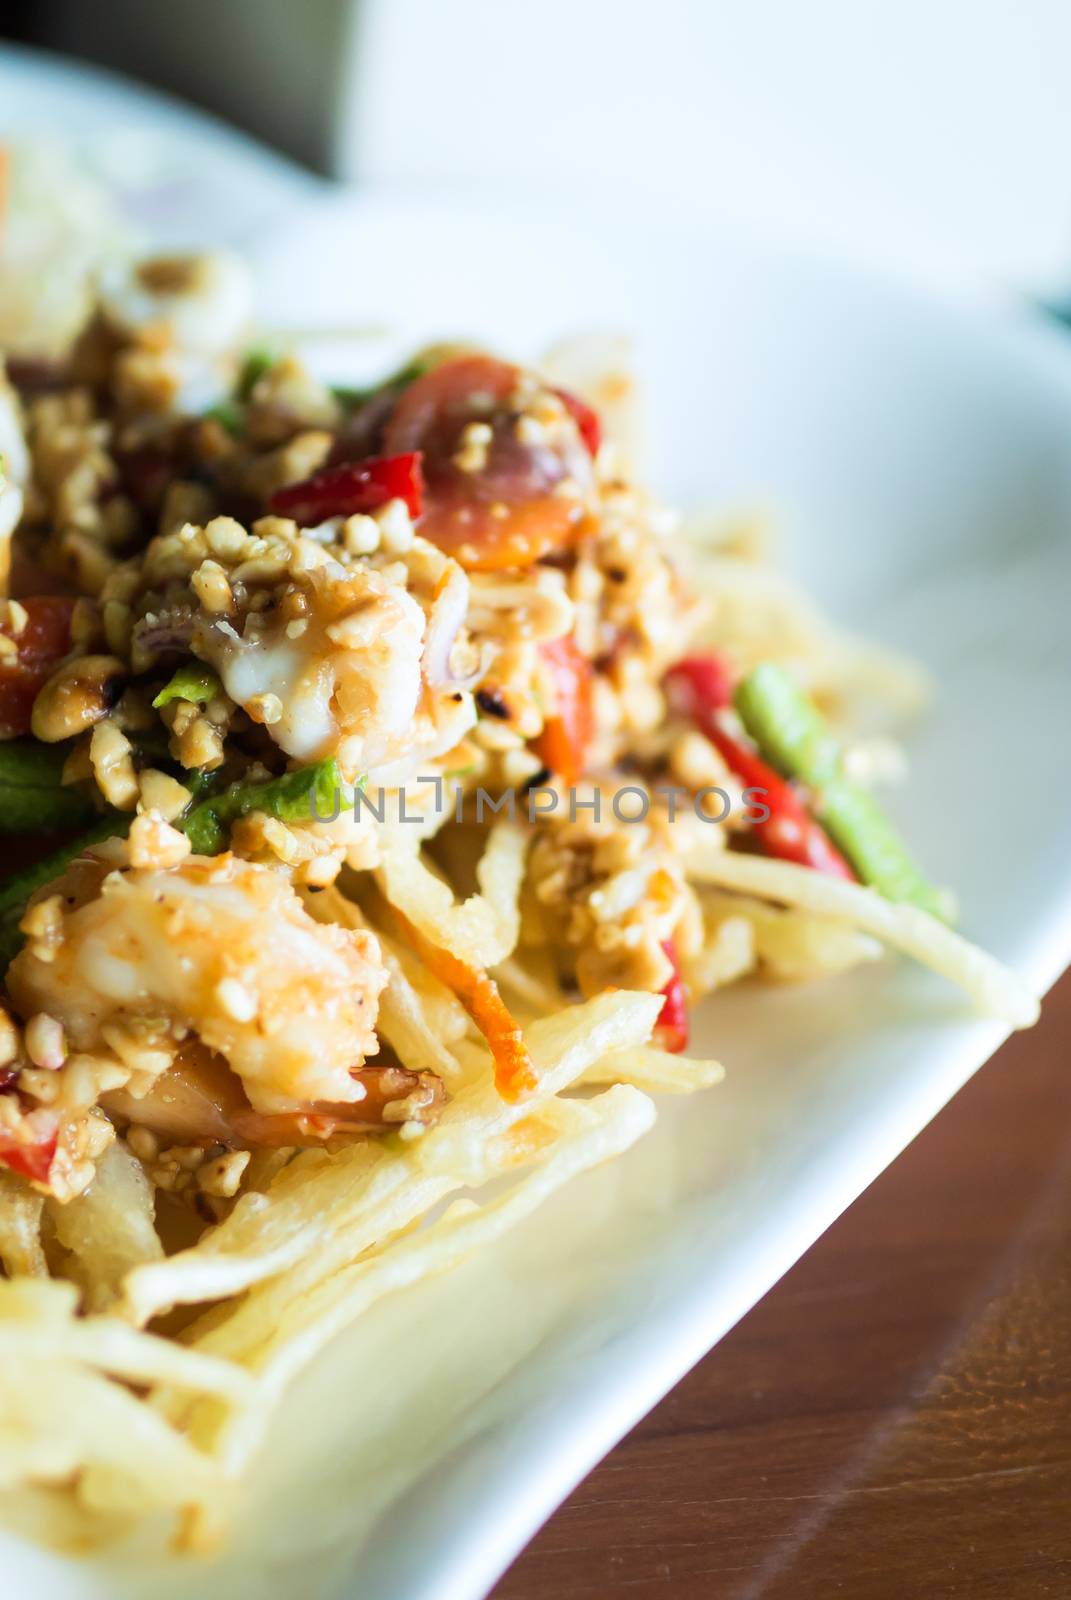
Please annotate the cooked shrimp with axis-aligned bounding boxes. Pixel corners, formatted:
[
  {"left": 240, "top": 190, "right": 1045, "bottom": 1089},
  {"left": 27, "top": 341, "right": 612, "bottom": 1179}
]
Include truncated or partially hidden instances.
[
  {"left": 102, "top": 1045, "right": 445, "bottom": 1148},
  {"left": 189, "top": 535, "right": 477, "bottom": 782},
  {"left": 95, "top": 252, "right": 252, "bottom": 357},
  {"left": 7, "top": 849, "right": 388, "bottom": 1114}
]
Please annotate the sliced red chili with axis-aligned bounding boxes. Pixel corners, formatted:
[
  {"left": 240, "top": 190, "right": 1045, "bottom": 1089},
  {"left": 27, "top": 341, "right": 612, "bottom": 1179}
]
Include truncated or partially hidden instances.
[
  {"left": 554, "top": 387, "right": 602, "bottom": 457},
  {"left": 665, "top": 651, "right": 855, "bottom": 879},
  {"left": 708, "top": 722, "right": 856, "bottom": 877},
  {"left": 664, "top": 653, "right": 735, "bottom": 717},
  {"left": 655, "top": 939, "right": 689, "bottom": 1053},
  {"left": 269, "top": 452, "right": 424, "bottom": 523}
]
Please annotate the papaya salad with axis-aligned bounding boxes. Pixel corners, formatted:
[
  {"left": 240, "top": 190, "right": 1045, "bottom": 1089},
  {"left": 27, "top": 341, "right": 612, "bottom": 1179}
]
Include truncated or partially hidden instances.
[{"left": 0, "top": 251, "right": 1038, "bottom": 1542}]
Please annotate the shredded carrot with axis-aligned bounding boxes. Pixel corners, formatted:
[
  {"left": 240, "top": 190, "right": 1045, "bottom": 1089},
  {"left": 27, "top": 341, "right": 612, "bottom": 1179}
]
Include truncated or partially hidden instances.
[
  {"left": 391, "top": 907, "right": 538, "bottom": 1101},
  {"left": 533, "top": 636, "right": 593, "bottom": 786}
]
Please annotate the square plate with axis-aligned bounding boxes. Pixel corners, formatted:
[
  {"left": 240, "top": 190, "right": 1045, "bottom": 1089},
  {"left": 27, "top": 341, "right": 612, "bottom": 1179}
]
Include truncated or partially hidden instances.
[{"left": 3, "top": 194, "right": 1070, "bottom": 1600}]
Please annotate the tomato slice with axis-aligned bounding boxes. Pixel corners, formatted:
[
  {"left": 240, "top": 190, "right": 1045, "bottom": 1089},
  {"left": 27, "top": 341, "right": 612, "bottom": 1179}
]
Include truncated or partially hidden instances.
[
  {"left": 382, "top": 355, "right": 593, "bottom": 571},
  {"left": 0, "top": 596, "right": 75, "bottom": 739}
]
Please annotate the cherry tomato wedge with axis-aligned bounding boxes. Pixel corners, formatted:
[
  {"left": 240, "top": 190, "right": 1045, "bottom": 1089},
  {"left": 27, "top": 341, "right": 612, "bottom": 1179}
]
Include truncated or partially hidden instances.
[
  {"left": 382, "top": 355, "right": 593, "bottom": 571},
  {"left": 269, "top": 453, "right": 424, "bottom": 524},
  {"left": 0, "top": 596, "right": 75, "bottom": 739},
  {"left": 0, "top": 1120, "right": 57, "bottom": 1184},
  {"left": 534, "top": 637, "right": 593, "bottom": 786}
]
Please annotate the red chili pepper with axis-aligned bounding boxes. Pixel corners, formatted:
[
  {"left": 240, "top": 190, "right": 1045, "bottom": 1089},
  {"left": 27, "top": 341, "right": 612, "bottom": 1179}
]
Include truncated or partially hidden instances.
[
  {"left": 707, "top": 721, "right": 855, "bottom": 877},
  {"left": 533, "top": 636, "right": 593, "bottom": 786},
  {"left": 664, "top": 652, "right": 855, "bottom": 880},
  {"left": 554, "top": 387, "right": 602, "bottom": 457},
  {"left": 269, "top": 452, "right": 424, "bottom": 523},
  {"left": 0, "top": 595, "right": 76, "bottom": 739},
  {"left": 655, "top": 939, "right": 689, "bottom": 1053},
  {"left": 664, "top": 653, "right": 735, "bottom": 716},
  {"left": 0, "top": 1124, "right": 57, "bottom": 1185}
]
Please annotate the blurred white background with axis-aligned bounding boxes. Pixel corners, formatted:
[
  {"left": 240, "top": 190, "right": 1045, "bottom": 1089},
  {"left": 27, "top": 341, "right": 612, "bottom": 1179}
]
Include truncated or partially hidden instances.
[
  {"left": 16, "top": 0, "right": 1071, "bottom": 297},
  {"left": 353, "top": 0, "right": 1071, "bottom": 295}
]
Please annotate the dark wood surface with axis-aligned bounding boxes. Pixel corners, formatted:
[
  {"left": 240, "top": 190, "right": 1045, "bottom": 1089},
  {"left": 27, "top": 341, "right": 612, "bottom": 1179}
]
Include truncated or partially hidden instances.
[{"left": 493, "top": 969, "right": 1071, "bottom": 1600}]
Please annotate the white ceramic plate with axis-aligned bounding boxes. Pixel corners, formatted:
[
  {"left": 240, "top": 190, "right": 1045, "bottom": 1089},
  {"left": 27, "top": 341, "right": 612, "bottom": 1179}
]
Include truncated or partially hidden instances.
[
  {"left": 2, "top": 194, "right": 1071, "bottom": 1600},
  {"left": 0, "top": 42, "right": 316, "bottom": 245}
]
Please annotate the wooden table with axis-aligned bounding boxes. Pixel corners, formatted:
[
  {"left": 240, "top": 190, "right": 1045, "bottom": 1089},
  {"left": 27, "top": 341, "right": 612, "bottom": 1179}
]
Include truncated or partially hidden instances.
[{"left": 494, "top": 970, "right": 1071, "bottom": 1600}]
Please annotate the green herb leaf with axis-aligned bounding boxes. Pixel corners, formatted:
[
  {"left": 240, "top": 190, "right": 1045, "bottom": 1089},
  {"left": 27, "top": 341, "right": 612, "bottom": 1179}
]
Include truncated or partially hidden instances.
[
  {"left": 236, "top": 344, "right": 280, "bottom": 402},
  {"left": 0, "top": 740, "right": 97, "bottom": 834},
  {"left": 202, "top": 398, "right": 244, "bottom": 436},
  {"left": 177, "top": 758, "right": 346, "bottom": 855},
  {"left": 0, "top": 760, "right": 352, "bottom": 970},
  {"left": 330, "top": 348, "right": 453, "bottom": 411},
  {"left": 152, "top": 664, "right": 221, "bottom": 710}
]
